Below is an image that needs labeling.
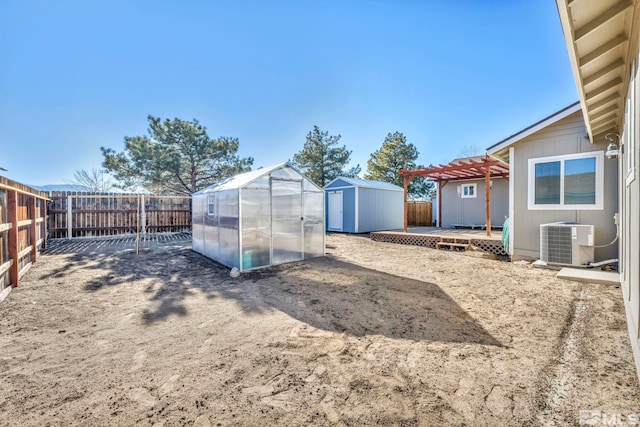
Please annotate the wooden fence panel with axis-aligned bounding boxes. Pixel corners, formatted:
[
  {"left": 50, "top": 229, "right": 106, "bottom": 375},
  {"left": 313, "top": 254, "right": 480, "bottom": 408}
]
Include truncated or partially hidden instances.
[
  {"left": 47, "top": 192, "right": 192, "bottom": 239},
  {"left": 0, "top": 176, "right": 48, "bottom": 290},
  {"left": 407, "top": 201, "right": 433, "bottom": 226}
]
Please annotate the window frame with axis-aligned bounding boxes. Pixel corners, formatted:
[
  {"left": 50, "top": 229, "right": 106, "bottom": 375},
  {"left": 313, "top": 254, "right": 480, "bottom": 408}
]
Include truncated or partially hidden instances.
[
  {"left": 527, "top": 151, "right": 604, "bottom": 211},
  {"left": 460, "top": 183, "right": 477, "bottom": 199}
]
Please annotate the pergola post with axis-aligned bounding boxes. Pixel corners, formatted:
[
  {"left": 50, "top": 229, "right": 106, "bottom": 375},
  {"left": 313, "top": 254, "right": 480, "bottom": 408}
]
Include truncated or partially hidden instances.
[
  {"left": 485, "top": 163, "right": 491, "bottom": 237},
  {"left": 403, "top": 176, "right": 411, "bottom": 232},
  {"left": 438, "top": 181, "right": 444, "bottom": 229}
]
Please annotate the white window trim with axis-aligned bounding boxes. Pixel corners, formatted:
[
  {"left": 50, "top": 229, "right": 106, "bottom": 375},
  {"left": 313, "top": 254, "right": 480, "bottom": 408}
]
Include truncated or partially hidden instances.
[
  {"left": 207, "top": 194, "right": 215, "bottom": 216},
  {"left": 527, "top": 151, "right": 604, "bottom": 211},
  {"left": 460, "top": 183, "right": 477, "bottom": 199}
]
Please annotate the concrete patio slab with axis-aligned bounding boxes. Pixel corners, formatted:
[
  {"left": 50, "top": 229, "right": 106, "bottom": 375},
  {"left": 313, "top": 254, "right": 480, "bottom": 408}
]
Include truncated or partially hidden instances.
[{"left": 557, "top": 267, "right": 620, "bottom": 285}]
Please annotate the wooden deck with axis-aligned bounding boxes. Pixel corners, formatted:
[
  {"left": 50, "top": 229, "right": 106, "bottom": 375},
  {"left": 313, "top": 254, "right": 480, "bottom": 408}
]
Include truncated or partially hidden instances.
[
  {"left": 394, "top": 226, "right": 502, "bottom": 240},
  {"left": 370, "top": 227, "right": 508, "bottom": 257}
]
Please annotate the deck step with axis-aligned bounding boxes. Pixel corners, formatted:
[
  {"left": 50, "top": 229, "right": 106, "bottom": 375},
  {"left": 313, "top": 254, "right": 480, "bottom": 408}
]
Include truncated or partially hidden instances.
[{"left": 436, "top": 242, "right": 470, "bottom": 250}]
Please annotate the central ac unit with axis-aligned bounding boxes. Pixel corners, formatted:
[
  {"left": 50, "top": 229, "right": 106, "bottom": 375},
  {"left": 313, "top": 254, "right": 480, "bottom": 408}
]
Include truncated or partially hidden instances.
[{"left": 540, "top": 223, "right": 594, "bottom": 267}]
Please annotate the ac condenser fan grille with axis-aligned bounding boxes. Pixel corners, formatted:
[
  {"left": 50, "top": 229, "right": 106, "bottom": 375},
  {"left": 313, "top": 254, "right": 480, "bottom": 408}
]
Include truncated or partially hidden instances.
[{"left": 541, "top": 226, "right": 572, "bottom": 265}]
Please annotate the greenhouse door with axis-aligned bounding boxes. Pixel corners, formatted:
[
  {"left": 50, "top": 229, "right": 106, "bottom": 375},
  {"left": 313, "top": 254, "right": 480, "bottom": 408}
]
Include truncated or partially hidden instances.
[{"left": 271, "top": 178, "right": 303, "bottom": 265}]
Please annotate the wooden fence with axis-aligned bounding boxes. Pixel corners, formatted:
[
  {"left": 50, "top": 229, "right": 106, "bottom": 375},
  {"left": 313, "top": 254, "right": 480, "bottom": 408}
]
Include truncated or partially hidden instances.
[
  {"left": 48, "top": 192, "right": 191, "bottom": 239},
  {"left": 407, "top": 201, "right": 433, "bottom": 226},
  {"left": 0, "top": 177, "right": 48, "bottom": 291}
]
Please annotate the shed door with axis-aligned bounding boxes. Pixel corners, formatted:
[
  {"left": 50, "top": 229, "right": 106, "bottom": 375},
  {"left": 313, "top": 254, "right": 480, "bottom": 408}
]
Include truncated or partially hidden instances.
[
  {"left": 328, "top": 191, "right": 343, "bottom": 231},
  {"left": 271, "top": 178, "right": 303, "bottom": 264}
]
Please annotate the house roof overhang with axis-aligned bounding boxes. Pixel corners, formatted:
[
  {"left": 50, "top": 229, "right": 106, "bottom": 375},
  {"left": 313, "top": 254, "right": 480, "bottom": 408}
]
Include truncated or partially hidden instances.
[
  {"left": 399, "top": 155, "right": 509, "bottom": 182},
  {"left": 556, "top": 0, "right": 638, "bottom": 143}
]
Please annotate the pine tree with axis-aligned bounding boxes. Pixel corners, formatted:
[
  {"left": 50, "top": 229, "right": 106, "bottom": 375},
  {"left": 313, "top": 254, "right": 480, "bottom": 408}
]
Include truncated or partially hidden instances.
[
  {"left": 101, "top": 116, "right": 253, "bottom": 195},
  {"left": 365, "top": 132, "right": 433, "bottom": 199},
  {"left": 291, "top": 126, "right": 354, "bottom": 187}
]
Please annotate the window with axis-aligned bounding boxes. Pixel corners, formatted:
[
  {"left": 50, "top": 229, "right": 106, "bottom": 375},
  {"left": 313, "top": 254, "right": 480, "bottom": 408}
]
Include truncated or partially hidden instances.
[
  {"left": 460, "top": 183, "right": 477, "bottom": 198},
  {"left": 207, "top": 194, "right": 215, "bottom": 216},
  {"left": 528, "top": 151, "right": 604, "bottom": 210}
]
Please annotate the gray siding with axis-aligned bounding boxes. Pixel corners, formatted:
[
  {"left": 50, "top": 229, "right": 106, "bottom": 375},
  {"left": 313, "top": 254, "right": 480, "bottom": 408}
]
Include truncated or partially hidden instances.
[
  {"left": 357, "top": 188, "right": 403, "bottom": 232},
  {"left": 510, "top": 110, "right": 618, "bottom": 261},
  {"left": 440, "top": 178, "right": 508, "bottom": 229}
]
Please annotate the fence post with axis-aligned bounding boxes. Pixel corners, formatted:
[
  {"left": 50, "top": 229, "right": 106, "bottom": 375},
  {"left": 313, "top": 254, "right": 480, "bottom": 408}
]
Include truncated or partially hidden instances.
[
  {"left": 141, "top": 194, "right": 146, "bottom": 234},
  {"left": 67, "top": 194, "right": 72, "bottom": 238},
  {"left": 42, "top": 199, "right": 47, "bottom": 249},
  {"left": 7, "top": 190, "right": 18, "bottom": 287},
  {"left": 29, "top": 196, "right": 37, "bottom": 262}
]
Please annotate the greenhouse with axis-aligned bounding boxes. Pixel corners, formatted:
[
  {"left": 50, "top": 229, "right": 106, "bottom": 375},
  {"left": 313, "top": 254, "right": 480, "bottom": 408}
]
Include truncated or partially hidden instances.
[{"left": 192, "top": 163, "right": 325, "bottom": 272}]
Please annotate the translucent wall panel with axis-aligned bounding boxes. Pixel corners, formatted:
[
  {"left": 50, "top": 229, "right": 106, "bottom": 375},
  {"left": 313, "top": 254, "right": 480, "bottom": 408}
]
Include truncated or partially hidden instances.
[
  {"left": 271, "top": 179, "right": 303, "bottom": 265},
  {"left": 240, "top": 188, "right": 271, "bottom": 270},
  {"left": 271, "top": 167, "right": 301, "bottom": 180},
  {"left": 192, "top": 195, "right": 205, "bottom": 254},
  {"left": 245, "top": 175, "right": 270, "bottom": 190},
  {"left": 303, "top": 191, "right": 325, "bottom": 259},
  {"left": 203, "top": 193, "right": 220, "bottom": 262},
  {"left": 217, "top": 190, "right": 240, "bottom": 269}
]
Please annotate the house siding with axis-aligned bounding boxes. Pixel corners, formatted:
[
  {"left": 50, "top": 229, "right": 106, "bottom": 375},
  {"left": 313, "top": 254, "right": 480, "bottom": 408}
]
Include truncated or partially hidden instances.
[
  {"left": 440, "top": 178, "right": 508, "bottom": 229},
  {"left": 621, "top": 50, "right": 640, "bottom": 378},
  {"left": 510, "top": 110, "right": 618, "bottom": 261}
]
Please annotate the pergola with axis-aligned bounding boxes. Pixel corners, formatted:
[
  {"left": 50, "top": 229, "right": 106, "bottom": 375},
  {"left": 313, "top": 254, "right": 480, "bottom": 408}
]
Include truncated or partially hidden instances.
[{"left": 399, "top": 155, "right": 509, "bottom": 236}]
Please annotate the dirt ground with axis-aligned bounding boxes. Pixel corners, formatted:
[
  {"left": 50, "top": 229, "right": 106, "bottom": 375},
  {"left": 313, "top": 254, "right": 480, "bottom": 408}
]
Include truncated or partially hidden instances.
[{"left": 1, "top": 233, "right": 639, "bottom": 426}]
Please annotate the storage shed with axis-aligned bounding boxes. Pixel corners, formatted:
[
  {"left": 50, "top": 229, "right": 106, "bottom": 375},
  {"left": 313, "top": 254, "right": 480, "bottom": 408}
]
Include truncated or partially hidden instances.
[
  {"left": 192, "top": 163, "right": 325, "bottom": 272},
  {"left": 324, "top": 177, "right": 403, "bottom": 233}
]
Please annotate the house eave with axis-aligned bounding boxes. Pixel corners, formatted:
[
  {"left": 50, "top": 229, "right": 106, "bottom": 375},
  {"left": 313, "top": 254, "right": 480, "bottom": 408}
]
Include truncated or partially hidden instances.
[{"left": 556, "top": 0, "right": 638, "bottom": 143}]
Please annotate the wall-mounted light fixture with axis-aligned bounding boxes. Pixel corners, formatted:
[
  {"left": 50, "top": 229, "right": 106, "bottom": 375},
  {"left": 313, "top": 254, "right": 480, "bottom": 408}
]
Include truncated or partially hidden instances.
[{"left": 605, "top": 133, "right": 622, "bottom": 159}]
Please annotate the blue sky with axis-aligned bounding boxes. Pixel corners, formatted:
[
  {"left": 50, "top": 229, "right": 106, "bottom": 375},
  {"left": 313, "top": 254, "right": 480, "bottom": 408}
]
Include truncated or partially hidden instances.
[{"left": 1, "top": 0, "right": 578, "bottom": 187}]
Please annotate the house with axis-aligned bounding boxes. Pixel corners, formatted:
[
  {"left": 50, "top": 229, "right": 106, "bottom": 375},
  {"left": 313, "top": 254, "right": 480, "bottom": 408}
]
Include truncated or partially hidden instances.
[
  {"left": 323, "top": 177, "right": 404, "bottom": 233},
  {"left": 487, "top": 103, "right": 618, "bottom": 262},
  {"left": 192, "top": 163, "right": 325, "bottom": 272},
  {"left": 438, "top": 157, "right": 509, "bottom": 230},
  {"left": 555, "top": 0, "right": 640, "bottom": 378}
]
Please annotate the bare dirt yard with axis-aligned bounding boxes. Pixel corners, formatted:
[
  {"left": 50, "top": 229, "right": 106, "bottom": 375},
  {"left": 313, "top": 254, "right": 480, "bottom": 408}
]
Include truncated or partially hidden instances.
[{"left": 1, "top": 233, "right": 639, "bottom": 426}]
